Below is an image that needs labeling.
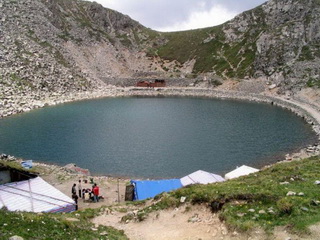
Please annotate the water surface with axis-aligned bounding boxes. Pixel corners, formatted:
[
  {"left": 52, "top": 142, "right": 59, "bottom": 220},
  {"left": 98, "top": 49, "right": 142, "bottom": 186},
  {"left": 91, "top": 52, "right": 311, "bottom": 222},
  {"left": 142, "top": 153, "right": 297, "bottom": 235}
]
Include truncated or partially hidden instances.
[{"left": 0, "top": 97, "right": 316, "bottom": 178}]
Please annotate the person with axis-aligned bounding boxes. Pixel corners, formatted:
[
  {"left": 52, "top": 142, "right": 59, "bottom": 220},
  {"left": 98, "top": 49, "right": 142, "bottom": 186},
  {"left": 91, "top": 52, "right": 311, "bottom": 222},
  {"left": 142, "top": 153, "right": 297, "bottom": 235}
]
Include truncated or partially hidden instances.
[
  {"left": 78, "top": 180, "right": 82, "bottom": 198},
  {"left": 84, "top": 189, "right": 90, "bottom": 202},
  {"left": 72, "top": 192, "right": 79, "bottom": 210},
  {"left": 92, "top": 183, "right": 100, "bottom": 202},
  {"left": 71, "top": 183, "right": 76, "bottom": 196}
]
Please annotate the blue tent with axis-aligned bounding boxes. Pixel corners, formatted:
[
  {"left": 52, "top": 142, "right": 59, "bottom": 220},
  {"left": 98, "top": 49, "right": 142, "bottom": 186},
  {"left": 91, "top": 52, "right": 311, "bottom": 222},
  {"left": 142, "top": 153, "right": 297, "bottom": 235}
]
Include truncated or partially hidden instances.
[{"left": 130, "top": 179, "right": 183, "bottom": 201}]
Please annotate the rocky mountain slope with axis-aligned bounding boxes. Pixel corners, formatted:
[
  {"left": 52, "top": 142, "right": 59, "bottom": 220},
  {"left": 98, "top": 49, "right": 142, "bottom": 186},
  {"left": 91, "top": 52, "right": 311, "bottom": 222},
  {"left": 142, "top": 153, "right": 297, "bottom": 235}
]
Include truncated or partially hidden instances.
[
  {"left": 152, "top": 0, "right": 320, "bottom": 92},
  {"left": 0, "top": 0, "right": 320, "bottom": 101},
  {"left": 0, "top": 0, "right": 163, "bottom": 96}
]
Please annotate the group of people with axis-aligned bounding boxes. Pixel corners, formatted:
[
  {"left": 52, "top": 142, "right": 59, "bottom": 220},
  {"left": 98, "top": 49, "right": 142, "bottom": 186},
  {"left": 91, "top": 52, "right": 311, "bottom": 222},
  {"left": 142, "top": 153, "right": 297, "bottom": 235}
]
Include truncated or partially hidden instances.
[{"left": 71, "top": 180, "right": 101, "bottom": 210}]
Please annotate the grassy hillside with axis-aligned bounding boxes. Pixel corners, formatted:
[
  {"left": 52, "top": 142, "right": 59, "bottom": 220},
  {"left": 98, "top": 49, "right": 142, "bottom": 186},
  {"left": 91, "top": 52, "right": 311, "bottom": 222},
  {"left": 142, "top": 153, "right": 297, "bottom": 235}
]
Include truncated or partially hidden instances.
[
  {"left": 133, "top": 156, "right": 320, "bottom": 234},
  {"left": 0, "top": 207, "right": 128, "bottom": 240},
  {"left": 148, "top": 5, "right": 266, "bottom": 79}
]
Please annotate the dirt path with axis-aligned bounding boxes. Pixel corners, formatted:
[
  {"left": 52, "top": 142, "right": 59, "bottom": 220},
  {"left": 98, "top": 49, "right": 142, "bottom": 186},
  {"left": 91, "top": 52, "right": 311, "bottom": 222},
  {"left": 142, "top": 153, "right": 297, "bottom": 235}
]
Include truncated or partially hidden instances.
[
  {"left": 93, "top": 205, "right": 241, "bottom": 240},
  {"left": 92, "top": 204, "right": 320, "bottom": 240},
  {"left": 275, "top": 95, "right": 320, "bottom": 126}
]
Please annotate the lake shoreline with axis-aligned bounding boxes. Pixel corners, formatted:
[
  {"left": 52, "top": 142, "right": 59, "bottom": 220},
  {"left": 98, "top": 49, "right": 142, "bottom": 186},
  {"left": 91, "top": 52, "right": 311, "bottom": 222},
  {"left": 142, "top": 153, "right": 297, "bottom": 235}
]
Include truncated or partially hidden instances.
[{"left": 1, "top": 86, "right": 320, "bottom": 178}]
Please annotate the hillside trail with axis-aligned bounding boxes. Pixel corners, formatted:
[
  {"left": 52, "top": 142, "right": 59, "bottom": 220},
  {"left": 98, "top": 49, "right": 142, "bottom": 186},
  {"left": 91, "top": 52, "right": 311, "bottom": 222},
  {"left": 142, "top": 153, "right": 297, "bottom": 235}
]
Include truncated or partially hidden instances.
[
  {"left": 93, "top": 204, "right": 256, "bottom": 240},
  {"left": 92, "top": 204, "right": 320, "bottom": 240},
  {"left": 274, "top": 94, "right": 320, "bottom": 126}
]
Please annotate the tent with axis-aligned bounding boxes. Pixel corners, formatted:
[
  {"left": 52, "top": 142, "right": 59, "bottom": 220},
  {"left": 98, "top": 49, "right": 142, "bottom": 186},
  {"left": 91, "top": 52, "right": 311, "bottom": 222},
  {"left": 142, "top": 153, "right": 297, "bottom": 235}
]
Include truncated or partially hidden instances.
[
  {"left": 225, "top": 165, "right": 259, "bottom": 180},
  {"left": 180, "top": 170, "right": 225, "bottom": 186},
  {"left": 0, "top": 176, "right": 75, "bottom": 213},
  {"left": 131, "top": 179, "right": 183, "bottom": 201}
]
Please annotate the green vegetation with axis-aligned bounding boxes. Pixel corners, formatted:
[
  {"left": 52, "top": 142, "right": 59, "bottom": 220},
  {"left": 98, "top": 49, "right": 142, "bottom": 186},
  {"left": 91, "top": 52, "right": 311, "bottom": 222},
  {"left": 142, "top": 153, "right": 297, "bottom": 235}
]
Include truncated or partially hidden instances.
[
  {"left": 10, "top": 73, "right": 34, "bottom": 89},
  {"left": 0, "top": 207, "right": 128, "bottom": 240},
  {"left": 156, "top": 27, "right": 224, "bottom": 65},
  {"left": 299, "top": 46, "right": 315, "bottom": 61},
  {"left": 131, "top": 156, "right": 320, "bottom": 234},
  {"left": 306, "top": 77, "right": 320, "bottom": 88},
  {"left": 153, "top": 22, "right": 260, "bottom": 78},
  {"left": 142, "top": 4, "right": 269, "bottom": 79},
  {"left": 117, "top": 34, "right": 132, "bottom": 48},
  {"left": 26, "top": 32, "right": 70, "bottom": 68}
]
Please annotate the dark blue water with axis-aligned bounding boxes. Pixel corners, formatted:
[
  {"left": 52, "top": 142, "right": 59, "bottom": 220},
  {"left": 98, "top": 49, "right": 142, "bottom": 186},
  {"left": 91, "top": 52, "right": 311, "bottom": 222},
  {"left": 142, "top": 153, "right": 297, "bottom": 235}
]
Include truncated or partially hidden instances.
[{"left": 0, "top": 97, "right": 316, "bottom": 178}]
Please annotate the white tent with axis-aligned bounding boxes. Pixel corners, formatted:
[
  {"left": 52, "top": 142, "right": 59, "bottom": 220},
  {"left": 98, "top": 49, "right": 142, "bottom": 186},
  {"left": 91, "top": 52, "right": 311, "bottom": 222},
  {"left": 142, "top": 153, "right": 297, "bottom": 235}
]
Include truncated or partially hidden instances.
[
  {"left": 180, "top": 170, "right": 225, "bottom": 186},
  {"left": 225, "top": 165, "right": 259, "bottom": 180},
  {"left": 0, "top": 177, "right": 75, "bottom": 213}
]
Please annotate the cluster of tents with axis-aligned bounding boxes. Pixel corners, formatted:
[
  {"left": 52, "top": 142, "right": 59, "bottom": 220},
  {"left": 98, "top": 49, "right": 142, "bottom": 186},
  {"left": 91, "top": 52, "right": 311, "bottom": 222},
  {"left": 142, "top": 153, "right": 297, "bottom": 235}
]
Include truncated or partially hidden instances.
[
  {"left": 128, "top": 165, "right": 259, "bottom": 201},
  {"left": 0, "top": 163, "right": 259, "bottom": 212}
]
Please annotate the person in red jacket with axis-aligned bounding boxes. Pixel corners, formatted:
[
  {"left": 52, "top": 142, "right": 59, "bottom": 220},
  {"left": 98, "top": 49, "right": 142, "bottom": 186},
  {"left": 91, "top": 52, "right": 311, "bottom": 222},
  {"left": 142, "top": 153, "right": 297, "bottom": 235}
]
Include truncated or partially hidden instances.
[{"left": 92, "top": 183, "right": 100, "bottom": 202}]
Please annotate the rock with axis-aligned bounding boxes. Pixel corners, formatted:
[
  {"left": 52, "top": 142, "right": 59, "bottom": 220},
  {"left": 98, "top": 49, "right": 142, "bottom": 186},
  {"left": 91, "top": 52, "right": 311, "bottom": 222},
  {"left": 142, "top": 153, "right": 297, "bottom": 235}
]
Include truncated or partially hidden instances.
[
  {"left": 9, "top": 236, "right": 24, "bottom": 240},
  {"left": 188, "top": 214, "right": 200, "bottom": 223},
  {"left": 280, "top": 181, "right": 290, "bottom": 185},
  {"left": 258, "top": 210, "right": 266, "bottom": 214},
  {"left": 268, "top": 209, "right": 275, "bottom": 214},
  {"left": 127, "top": 211, "right": 135, "bottom": 218},
  {"left": 301, "top": 207, "right": 309, "bottom": 212},
  {"left": 315, "top": 180, "right": 320, "bottom": 185},
  {"left": 100, "top": 231, "right": 108, "bottom": 236},
  {"left": 298, "top": 192, "right": 305, "bottom": 196},
  {"left": 65, "top": 217, "right": 80, "bottom": 222},
  {"left": 180, "top": 196, "right": 186, "bottom": 203},
  {"left": 268, "top": 84, "right": 277, "bottom": 90},
  {"left": 248, "top": 209, "right": 255, "bottom": 213},
  {"left": 311, "top": 200, "right": 320, "bottom": 206},
  {"left": 63, "top": 163, "right": 91, "bottom": 176},
  {"left": 0, "top": 154, "right": 8, "bottom": 159},
  {"left": 237, "top": 213, "right": 245, "bottom": 217},
  {"left": 286, "top": 191, "right": 296, "bottom": 196}
]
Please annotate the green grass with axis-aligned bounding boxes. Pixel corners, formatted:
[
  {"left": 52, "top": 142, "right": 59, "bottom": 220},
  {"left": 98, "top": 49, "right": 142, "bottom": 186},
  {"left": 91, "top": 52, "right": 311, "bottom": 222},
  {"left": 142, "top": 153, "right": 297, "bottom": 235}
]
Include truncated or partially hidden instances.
[
  {"left": 306, "top": 77, "right": 320, "bottom": 88},
  {"left": 156, "top": 26, "right": 225, "bottom": 66},
  {"left": 0, "top": 207, "right": 128, "bottom": 240},
  {"left": 10, "top": 73, "right": 34, "bottom": 89},
  {"left": 148, "top": 3, "right": 269, "bottom": 78},
  {"left": 299, "top": 46, "right": 315, "bottom": 61},
  {"left": 153, "top": 22, "right": 260, "bottom": 77},
  {"left": 131, "top": 156, "right": 320, "bottom": 234}
]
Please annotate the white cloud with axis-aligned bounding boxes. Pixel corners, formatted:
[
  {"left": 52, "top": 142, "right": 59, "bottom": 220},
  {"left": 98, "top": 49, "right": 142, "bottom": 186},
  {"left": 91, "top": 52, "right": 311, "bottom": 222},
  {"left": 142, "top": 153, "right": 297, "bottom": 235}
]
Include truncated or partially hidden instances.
[
  {"left": 88, "top": 0, "right": 264, "bottom": 31},
  {"left": 157, "top": 5, "right": 237, "bottom": 32}
]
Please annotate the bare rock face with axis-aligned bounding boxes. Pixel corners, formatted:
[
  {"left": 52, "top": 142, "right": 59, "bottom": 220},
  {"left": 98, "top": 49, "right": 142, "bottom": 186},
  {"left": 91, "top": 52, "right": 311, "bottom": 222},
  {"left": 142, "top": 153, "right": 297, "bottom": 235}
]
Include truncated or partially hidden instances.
[
  {"left": 222, "top": 0, "right": 320, "bottom": 92},
  {"left": 0, "top": 0, "right": 164, "bottom": 102}
]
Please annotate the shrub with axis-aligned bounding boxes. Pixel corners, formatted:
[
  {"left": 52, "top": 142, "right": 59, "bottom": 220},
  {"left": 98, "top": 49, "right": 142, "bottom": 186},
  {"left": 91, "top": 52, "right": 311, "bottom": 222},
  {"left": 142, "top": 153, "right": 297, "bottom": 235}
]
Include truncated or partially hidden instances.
[{"left": 277, "top": 198, "right": 293, "bottom": 215}]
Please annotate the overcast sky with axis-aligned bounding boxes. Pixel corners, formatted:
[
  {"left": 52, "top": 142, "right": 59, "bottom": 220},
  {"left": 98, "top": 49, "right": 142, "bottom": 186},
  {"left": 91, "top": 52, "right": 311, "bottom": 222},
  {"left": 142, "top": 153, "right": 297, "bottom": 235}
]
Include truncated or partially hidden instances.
[{"left": 88, "top": 0, "right": 267, "bottom": 32}]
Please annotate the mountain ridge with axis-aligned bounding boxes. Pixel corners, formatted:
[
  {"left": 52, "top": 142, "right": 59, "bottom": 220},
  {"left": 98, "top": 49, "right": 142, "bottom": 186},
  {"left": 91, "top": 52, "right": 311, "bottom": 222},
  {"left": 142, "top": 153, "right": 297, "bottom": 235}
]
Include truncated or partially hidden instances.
[{"left": 1, "top": 0, "right": 320, "bottom": 99}]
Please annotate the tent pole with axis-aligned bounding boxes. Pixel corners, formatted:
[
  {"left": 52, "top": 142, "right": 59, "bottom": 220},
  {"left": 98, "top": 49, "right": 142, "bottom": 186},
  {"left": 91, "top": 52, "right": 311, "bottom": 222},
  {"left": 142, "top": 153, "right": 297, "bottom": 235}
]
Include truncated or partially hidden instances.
[
  {"left": 0, "top": 194, "right": 5, "bottom": 206},
  {"left": 28, "top": 180, "right": 35, "bottom": 212},
  {"left": 117, "top": 178, "right": 120, "bottom": 203}
]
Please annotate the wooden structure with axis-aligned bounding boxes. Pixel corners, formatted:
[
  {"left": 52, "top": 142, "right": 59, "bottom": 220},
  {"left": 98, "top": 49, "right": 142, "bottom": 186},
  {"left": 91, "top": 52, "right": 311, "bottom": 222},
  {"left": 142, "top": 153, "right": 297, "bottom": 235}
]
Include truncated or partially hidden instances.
[
  {"left": 150, "top": 79, "right": 166, "bottom": 87},
  {"left": 136, "top": 79, "right": 166, "bottom": 88},
  {"left": 136, "top": 81, "right": 150, "bottom": 87}
]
